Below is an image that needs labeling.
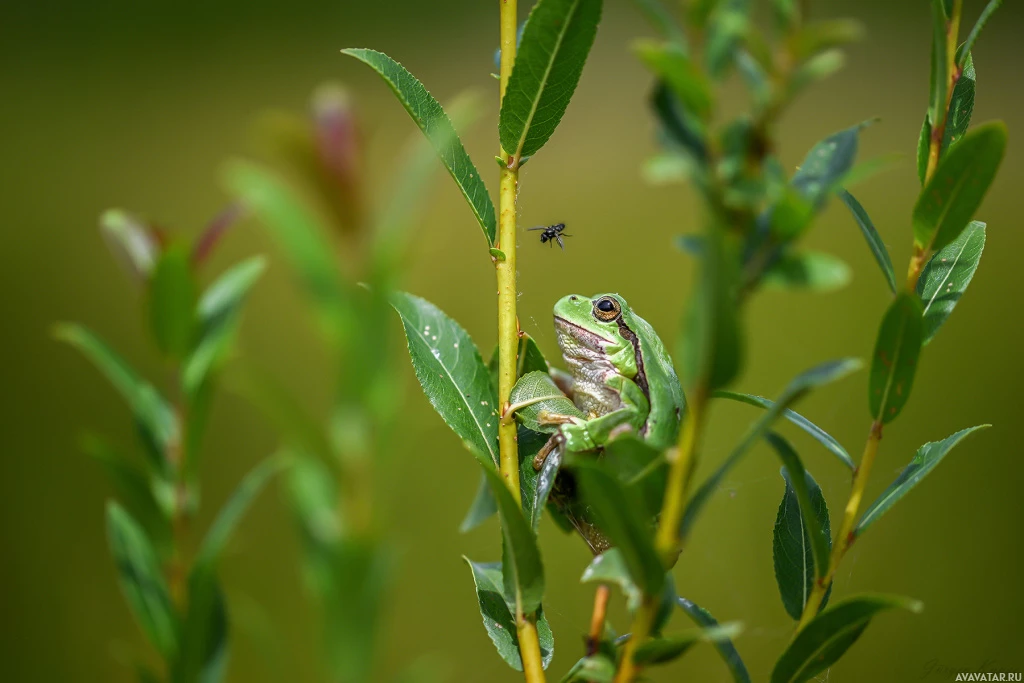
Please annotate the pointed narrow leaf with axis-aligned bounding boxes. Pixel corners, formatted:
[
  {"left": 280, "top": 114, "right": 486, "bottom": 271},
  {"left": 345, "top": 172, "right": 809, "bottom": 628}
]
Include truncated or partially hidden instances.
[
  {"left": 837, "top": 190, "right": 896, "bottom": 294},
  {"left": 771, "top": 594, "right": 922, "bottom": 683},
  {"left": 768, "top": 436, "right": 831, "bottom": 579},
  {"left": 712, "top": 390, "right": 853, "bottom": 470},
  {"left": 762, "top": 250, "right": 851, "bottom": 292},
  {"left": 917, "top": 116, "right": 931, "bottom": 184},
  {"left": 482, "top": 467, "right": 545, "bottom": 613},
  {"left": 869, "top": 293, "right": 924, "bottom": 424},
  {"left": 183, "top": 256, "right": 267, "bottom": 399},
  {"left": 54, "top": 324, "right": 178, "bottom": 469},
  {"left": 195, "top": 455, "right": 288, "bottom": 570},
  {"left": 791, "top": 122, "right": 868, "bottom": 210},
  {"left": 650, "top": 81, "right": 708, "bottom": 164},
  {"left": 464, "top": 559, "right": 555, "bottom": 671},
  {"left": 635, "top": 41, "right": 711, "bottom": 121},
  {"left": 677, "top": 597, "right": 751, "bottom": 683},
  {"left": 460, "top": 474, "right": 498, "bottom": 533},
  {"left": 392, "top": 292, "right": 499, "bottom": 467},
  {"left": 928, "top": 0, "right": 948, "bottom": 127},
  {"left": 856, "top": 425, "right": 989, "bottom": 537},
  {"left": 83, "top": 436, "right": 168, "bottom": 547},
  {"left": 633, "top": 0, "right": 688, "bottom": 48},
  {"left": 105, "top": 502, "right": 178, "bottom": 657},
  {"left": 960, "top": 0, "right": 1002, "bottom": 66},
  {"left": 174, "top": 572, "right": 229, "bottom": 683},
  {"left": 912, "top": 122, "right": 1006, "bottom": 252},
  {"left": 942, "top": 52, "right": 975, "bottom": 153},
  {"left": 100, "top": 209, "right": 158, "bottom": 282},
  {"left": 222, "top": 160, "right": 349, "bottom": 337},
  {"left": 342, "top": 48, "right": 496, "bottom": 245},
  {"left": 634, "top": 623, "right": 744, "bottom": 665},
  {"left": 682, "top": 359, "right": 861, "bottom": 539},
  {"left": 704, "top": 0, "right": 752, "bottom": 79},
  {"left": 574, "top": 461, "right": 664, "bottom": 596},
  {"left": 499, "top": 0, "right": 603, "bottom": 160},
  {"left": 147, "top": 245, "right": 198, "bottom": 358},
  {"left": 917, "top": 221, "right": 985, "bottom": 344},
  {"left": 769, "top": 436, "right": 832, "bottom": 619}
]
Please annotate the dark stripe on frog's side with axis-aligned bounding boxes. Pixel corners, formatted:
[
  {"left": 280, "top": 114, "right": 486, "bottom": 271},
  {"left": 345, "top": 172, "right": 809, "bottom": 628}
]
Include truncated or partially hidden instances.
[{"left": 615, "top": 319, "right": 650, "bottom": 402}]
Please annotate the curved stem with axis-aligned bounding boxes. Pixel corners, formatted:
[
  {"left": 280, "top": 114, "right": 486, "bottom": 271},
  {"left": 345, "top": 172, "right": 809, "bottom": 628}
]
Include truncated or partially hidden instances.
[{"left": 586, "top": 585, "right": 611, "bottom": 656}]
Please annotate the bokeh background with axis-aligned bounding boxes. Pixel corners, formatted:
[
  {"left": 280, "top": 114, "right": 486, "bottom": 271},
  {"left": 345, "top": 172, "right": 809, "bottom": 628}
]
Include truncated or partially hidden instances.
[{"left": 3, "top": 1, "right": 1022, "bottom": 681}]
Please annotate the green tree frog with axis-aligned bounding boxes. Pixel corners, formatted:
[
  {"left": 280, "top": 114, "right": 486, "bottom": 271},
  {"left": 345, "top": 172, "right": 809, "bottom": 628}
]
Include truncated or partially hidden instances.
[{"left": 510, "top": 293, "right": 686, "bottom": 466}]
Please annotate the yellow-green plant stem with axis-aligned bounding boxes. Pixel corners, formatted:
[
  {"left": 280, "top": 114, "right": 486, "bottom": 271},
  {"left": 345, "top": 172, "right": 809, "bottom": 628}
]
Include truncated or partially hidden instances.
[
  {"left": 615, "top": 390, "right": 707, "bottom": 682},
  {"left": 796, "top": 420, "right": 882, "bottom": 631},
  {"left": 496, "top": 0, "right": 521, "bottom": 504},
  {"left": 613, "top": 597, "right": 659, "bottom": 683},
  {"left": 910, "top": 0, "right": 963, "bottom": 292},
  {"left": 496, "top": 2, "right": 545, "bottom": 681}
]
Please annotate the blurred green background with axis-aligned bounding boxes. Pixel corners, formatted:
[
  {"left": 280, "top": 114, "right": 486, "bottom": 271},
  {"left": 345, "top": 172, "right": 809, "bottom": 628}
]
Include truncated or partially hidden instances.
[{"left": 3, "top": 1, "right": 1022, "bottom": 681}]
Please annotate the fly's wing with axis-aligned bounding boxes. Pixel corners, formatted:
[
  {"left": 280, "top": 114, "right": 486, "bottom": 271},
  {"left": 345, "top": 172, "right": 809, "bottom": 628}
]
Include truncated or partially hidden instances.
[
  {"left": 527, "top": 226, "right": 547, "bottom": 230},
  {"left": 555, "top": 234, "right": 565, "bottom": 249}
]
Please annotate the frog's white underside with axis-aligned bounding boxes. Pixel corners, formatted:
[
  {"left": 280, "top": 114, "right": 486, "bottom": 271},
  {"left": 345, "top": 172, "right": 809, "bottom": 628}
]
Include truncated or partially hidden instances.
[{"left": 554, "top": 316, "right": 625, "bottom": 417}]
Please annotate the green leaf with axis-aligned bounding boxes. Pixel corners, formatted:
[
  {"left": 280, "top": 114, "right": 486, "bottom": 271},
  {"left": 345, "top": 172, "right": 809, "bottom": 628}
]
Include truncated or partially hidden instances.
[
  {"left": 942, "top": 52, "right": 976, "bottom": 154},
  {"left": 786, "top": 50, "right": 845, "bottom": 102},
  {"left": 460, "top": 474, "right": 498, "bottom": 533},
  {"left": 868, "top": 293, "right": 924, "bottom": 424},
  {"left": 285, "top": 454, "right": 340, "bottom": 596},
  {"left": 324, "top": 539, "right": 393, "bottom": 682},
  {"left": 712, "top": 390, "right": 853, "bottom": 470},
  {"left": 509, "top": 370, "right": 585, "bottom": 434},
  {"left": 682, "top": 358, "right": 861, "bottom": 539},
  {"left": 856, "top": 425, "right": 989, "bottom": 537},
  {"left": 574, "top": 461, "right": 664, "bottom": 597},
  {"left": 769, "top": 440, "right": 832, "bottom": 620},
  {"left": 560, "top": 653, "right": 615, "bottom": 683},
  {"left": 392, "top": 292, "right": 499, "bottom": 467},
  {"left": 100, "top": 208, "right": 158, "bottom": 282},
  {"left": 633, "top": 623, "right": 744, "bottom": 665},
  {"left": 174, "top": 572, "right": 229, "bottom": 683},
  {"left": 498, "top": 0, "right": 603, "bottom": 161},
  {"left": 791, "top": 121, "right": 867, "bottom": 210},
  {"left": 146, "top": 245, "right": 198, "bottom": 358},
  {"left": 82, "top": 436, "right": 168, "bottom": 549},
  {"left": 183, "top": 256, "right": 267, "bottom": 399},
  {"left": 633, "top": 0, "right": 688, "bottom": 48},
  {"left": 222, "top": 160, "right": 350, "bottom": 338},
  {"left": 677, "top": 597, "right": 751, "bottom": 683},
  {"left": 682, "top": 225, "right": 743, "bottom": 391},
  {"left": 650, "top": 81, "right": 708, "bottom": 165},
  {"left": 917, "top": 221, "right": 985, "bottom": 344},
  {"left": 767, "top": 435, "right": 831, "bottom": 580},
  {"left": 960, "top": 1, "right": 1002, "bottom": 67},
  {"left": 341, "top": 48, "right": 497, "bottom": 245},
  {"left": 788, "top": 19, "right": 864, "bottom": 62},
  {"left": 482, "top": 467, "right": 545, "bottom": 614},
  {"left": 54, "top": 324, "right": 178, "bottom": 470},
  {"left": 582, "top": 548, "right": 641, "bottom": 611},
  {"left": 527, "top": 433, "right": 562, "bottom": 533},
  {"left": 917, "top": 116, "right": 931, "bottom": 185},
  {"left": 770, "top": 594, "right": 922, "bottom": 683},
  {"left": 912, "top": 122, "right": 1006, "bottom": 252},
  {"left": 837, "top": 190, "right": 896, "bottom": 294},
  {"left": 635, "top": 41, "right": 711, "bottom": 121},
  {"left": 105, "top": 501, "right": 178, "bottom": 657},
  {"left": 762, "top": 250, "right": 851, "bottom": 292},
  {"left": 928, "top": 0, "right": 949, "bottom": 128},
  {"left": 490, "top": 333, "right": 551, "bottom": 385},
  {"left": 195, "top": 455, "right": 288, "bottom": 570},
  {"left": 704, "top": 0, "right": 752, "bottom": 79},
  {"left": 463, "top": 559, "right": 555, "bottom": 671},
  {"left": 603, "top": 435, "right": 666, "bottom": 519}
]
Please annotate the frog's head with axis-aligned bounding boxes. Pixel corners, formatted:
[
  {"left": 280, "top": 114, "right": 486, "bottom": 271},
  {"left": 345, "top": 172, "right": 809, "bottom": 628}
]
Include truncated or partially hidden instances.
[{"left": 552, "top": 293, "right": 633, "bottom": 362}]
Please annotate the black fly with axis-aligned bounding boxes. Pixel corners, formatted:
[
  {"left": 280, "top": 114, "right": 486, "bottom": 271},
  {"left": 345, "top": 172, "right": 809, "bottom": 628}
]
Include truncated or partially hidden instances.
[{"left": 528, "top": 223, "right": 570, "bottom": 250}]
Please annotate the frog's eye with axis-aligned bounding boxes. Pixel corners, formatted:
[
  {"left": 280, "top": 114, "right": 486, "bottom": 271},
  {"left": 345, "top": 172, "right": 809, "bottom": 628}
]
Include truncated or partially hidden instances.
[{"left": 593, "top": 296, "right": 621, "bottom": 321}]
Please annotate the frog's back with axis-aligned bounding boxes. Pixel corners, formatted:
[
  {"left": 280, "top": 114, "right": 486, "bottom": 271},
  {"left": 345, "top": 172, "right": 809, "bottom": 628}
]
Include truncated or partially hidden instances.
[{"left": 627, "top": 311, "right": 686, "bottom": 449}]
